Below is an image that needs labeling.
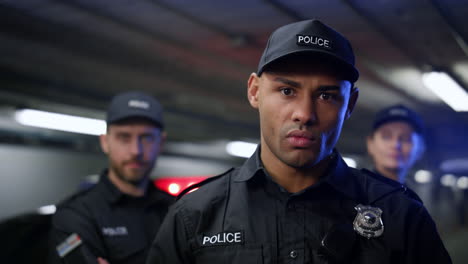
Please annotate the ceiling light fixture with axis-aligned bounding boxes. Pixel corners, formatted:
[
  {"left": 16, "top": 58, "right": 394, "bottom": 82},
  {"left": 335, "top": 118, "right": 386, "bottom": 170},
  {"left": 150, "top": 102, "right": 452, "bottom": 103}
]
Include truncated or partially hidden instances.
[
  {"left": 414, "top": 170, "right": 432, "bottom": 183},
  {"left": 421, "top": 71, "right": 468, "bottom": 112},
  {"left": 15, "top": 109, "right": 106, "bottom": 136},
  {"left": 440, "top": 174, "right": 457, "bottom": 187}
]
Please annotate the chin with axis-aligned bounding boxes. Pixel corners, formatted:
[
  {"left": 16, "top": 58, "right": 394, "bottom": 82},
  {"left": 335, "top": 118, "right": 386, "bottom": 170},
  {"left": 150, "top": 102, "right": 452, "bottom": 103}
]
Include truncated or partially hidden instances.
[
  {"left": 124, "top": 173, "right": 145, "bottom": 183},
  {"left": 384, "top": 165, "right": 404, "bottom": 173},
  {"left": 127, "top": 178, "right": 145, "bottom": 186},
  {"left": 287, "top": 155, "right": 320, "bottom": 169}
]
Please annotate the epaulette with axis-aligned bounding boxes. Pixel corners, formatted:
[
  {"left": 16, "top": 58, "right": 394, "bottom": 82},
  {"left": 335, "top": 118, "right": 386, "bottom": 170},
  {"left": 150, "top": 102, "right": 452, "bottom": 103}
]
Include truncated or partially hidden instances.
[
  {"left": 177, "top": 168, "right": 234, "bottom": 200},
  {"left": 360, "top": 168, "right": 423, "bottom": 204}
]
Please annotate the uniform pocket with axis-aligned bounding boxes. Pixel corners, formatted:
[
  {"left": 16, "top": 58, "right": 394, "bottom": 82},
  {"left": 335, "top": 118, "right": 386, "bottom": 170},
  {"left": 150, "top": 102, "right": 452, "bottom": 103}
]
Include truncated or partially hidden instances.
[{"left": 193, "top": 244, "right": 265, "bottom": 264}]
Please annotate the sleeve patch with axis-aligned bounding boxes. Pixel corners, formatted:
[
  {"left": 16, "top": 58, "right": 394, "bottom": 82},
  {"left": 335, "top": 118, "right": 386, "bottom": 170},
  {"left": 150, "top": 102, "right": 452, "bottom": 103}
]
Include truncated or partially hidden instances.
[{"left": 56, "top": 233, "right": 82, "bottom": 258}]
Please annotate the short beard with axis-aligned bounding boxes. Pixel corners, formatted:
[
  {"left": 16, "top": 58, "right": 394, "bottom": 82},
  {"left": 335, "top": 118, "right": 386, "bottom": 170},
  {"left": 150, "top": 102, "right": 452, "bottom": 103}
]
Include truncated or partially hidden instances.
[{"left": 111, "top": 165, "right": 148, "bottom": 187}]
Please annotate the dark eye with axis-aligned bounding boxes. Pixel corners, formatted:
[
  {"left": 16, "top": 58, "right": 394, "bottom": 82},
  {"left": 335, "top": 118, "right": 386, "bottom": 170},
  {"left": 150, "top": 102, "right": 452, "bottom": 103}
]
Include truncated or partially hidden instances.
[
  {"left": 319, "top": 93, "right": 334, "bottom": 100},
  {"left": 400, "top": 135, "right": 413, "bottom": 143},
  {"left": 117, "top": 134, "right": 131, "bottom": 142},
  {"left": 280, "top": 88, "right": 294, "bottom": 96},
  {"left": 380, "top": 132, "right": 392, "bottom": 140},
  {"left": 142, "top": 134, "right": 156, "bottom": 143}
]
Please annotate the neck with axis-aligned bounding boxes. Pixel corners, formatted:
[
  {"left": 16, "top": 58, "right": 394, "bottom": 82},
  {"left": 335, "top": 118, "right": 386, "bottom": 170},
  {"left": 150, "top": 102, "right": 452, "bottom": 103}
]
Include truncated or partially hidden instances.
[
  {"left": 262, "top": 151, "right": 334, "bottom": 193},
  {"left": 107, "top": 170, "right": 148, "bottom": 197}
]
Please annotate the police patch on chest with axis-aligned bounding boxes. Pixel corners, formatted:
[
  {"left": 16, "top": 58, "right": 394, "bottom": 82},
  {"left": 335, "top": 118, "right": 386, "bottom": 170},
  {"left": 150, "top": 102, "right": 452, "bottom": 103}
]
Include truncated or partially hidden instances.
[
  {"left": 200, "top": 231, "right": 244, "bottom": 247},
  {"left": 353, "top": 204, "right": 384, "bottom": 239}
]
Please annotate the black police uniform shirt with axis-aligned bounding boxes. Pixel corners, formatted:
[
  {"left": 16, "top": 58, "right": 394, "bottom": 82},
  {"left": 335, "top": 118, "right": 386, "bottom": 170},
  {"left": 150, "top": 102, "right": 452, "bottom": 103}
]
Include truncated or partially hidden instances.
[
  {"left": 370, "top": 169, "right": 423, "bottom": 204},
  {"left": 50, "top": 170, "right": 174, "bottom": 264},
  {"left": 146, "top": 148, "right": 452, "bottom": 264}
]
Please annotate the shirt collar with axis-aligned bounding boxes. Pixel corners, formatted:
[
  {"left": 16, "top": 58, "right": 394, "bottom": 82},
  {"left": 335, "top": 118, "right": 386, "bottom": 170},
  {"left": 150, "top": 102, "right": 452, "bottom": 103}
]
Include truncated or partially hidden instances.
[
  {"left": 322, "top": 151, "right": 366, "bottom": 202},
  {"left": 97, "top": 169, "right": 124, "bottom": 204},
  {"left": 99, "top": 169, "right": 161, "bottom": 205},
  {"left": 234, "top": 146, "right": 264, "bottom": 182},
  {"left": 233, "top": 146, "right": 365, "bottom": 202}
]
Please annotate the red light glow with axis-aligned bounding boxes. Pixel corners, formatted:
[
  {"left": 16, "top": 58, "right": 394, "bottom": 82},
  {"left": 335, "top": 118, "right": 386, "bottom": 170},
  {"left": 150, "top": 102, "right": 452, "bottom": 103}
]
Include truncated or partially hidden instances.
[{"left": 153, "top": 176, "right": 209, "bottom": 196}]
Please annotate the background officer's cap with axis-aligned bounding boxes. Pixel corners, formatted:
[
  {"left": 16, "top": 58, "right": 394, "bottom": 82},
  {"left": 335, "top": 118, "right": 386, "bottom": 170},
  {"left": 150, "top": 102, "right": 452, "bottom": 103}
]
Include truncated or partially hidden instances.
[
  {"left": 106, "top": 91, "right": 164, "bottom": 129},
  {"left": 372, "top": 104, "right": 424, "bottom": 134}
]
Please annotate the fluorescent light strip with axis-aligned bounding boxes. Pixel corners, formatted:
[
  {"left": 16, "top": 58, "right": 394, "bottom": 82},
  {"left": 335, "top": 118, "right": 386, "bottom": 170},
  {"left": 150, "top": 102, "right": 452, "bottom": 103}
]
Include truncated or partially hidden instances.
[
  {"left": 422, "top": 71, "right": 468, "bottom": 112},
  {"left": 37, "top": 204, "right": 57, "bottom": 215},
  {"left": 15, "top": 109, "right": 106, "bottom": 136},
  {"left": 226, "top": 141, "right": 257, "bottom": 158},
  {"left": 343, "top": 157, "right": 357, "bottom": 168}
]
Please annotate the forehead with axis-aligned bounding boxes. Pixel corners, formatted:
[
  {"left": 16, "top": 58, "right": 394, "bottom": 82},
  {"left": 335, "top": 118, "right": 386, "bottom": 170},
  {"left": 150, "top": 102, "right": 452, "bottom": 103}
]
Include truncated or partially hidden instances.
[
  {"left": 108, "top": 119, "right": 160, "bottom": 133},
  {"left": 376, "top": 121, "right": 416, "bottom": 134},
  {"left": 260, "top": 68, "right": 351, "bottom": 91}
]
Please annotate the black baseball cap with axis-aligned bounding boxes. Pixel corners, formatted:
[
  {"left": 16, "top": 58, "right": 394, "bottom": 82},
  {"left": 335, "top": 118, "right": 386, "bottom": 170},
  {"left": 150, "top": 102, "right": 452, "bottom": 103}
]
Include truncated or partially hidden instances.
[
  {"left": 106, "top": 91, "right": 164, "bottom": 129},
  {"left": 372, "top": 104, "right": 424, "bottom": 134},
  {"left": 257, "top": 19, "right": 359, "bottom": 83}
]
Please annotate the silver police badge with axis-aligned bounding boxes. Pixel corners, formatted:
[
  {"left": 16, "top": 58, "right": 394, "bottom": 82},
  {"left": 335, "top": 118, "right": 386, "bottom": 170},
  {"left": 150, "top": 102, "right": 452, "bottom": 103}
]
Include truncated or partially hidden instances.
[{"left": 353, "top": 204, "right": 384, "bottom": 239}]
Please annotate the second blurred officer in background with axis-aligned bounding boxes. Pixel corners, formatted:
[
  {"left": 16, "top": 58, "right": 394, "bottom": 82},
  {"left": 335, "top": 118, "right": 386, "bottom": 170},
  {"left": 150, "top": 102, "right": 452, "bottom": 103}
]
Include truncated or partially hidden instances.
[
  {"left": 366, "top": 104, "right": 425, "bottom": 184},
  {"left": 50, "top": 91, "right": 174, "bottom": 264}
]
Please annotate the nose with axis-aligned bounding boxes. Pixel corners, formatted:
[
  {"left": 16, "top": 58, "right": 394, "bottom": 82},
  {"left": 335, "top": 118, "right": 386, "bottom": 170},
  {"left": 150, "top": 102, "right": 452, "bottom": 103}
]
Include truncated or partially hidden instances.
[
  {"left": 292, "top": 97, "right": 317, "bottom": 126},
  {"left": 391, "top": 138, "right": 403, "bottom": 150},
  {"left": 129, "top": 138, "right": 143, "bottom": 158}
]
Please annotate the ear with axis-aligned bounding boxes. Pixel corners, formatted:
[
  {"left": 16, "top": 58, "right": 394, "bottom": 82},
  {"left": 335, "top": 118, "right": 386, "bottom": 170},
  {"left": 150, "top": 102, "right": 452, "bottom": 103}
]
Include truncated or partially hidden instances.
[
  {"left": 100, "top": 134, "right": 109, "bottom": 154},
  {"left": 366, "top": 134, "right": 375, "bottom": 156},
  {"left": 345, "top": 85, "right": 359, "bottom": 120},
  {"left": 247, "top": 72, "right": 260, "bottom": 109},
  {"left": 158, "top": 131, "right": 167, "bottom": 154},
  {"left": 414, "top": 135, "right": 426, "bottom": 161}
]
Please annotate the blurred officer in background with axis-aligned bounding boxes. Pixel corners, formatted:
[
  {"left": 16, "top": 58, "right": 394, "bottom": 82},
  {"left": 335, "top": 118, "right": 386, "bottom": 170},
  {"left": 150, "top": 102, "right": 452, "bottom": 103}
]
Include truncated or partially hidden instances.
[
  {"left": 146, "top": 19, "right": 451, "bottom": 263},
  {"left": 366, "top": 104, "right": 425, "bottom": 184},
  {"left": 50, "top": 91, "right": 174, "bottom": 264}
]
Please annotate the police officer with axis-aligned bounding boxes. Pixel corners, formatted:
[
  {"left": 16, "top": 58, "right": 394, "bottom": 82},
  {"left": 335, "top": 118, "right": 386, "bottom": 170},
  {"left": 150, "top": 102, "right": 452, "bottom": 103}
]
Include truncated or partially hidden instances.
[
  {"left": 50, "top": 91, "right": 174, "bottom": 264},
  {"left": 146, "top": 20, "right": 451, "bottom": 263},
  {"left": 366, "top": 104, "right": 425, "bottom": 183}
]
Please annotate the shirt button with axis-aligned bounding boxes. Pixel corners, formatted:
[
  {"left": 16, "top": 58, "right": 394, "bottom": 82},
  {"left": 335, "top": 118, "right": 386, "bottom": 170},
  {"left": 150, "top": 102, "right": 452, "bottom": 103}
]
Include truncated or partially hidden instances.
[{"left": 289, "top": 250, "right": 298, "bottom": 259}]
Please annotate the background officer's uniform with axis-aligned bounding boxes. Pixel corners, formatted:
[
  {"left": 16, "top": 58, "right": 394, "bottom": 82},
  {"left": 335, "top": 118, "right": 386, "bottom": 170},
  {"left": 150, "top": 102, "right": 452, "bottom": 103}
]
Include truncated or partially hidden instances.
[
  {"left": 51, "top": 169, "right": 173, "bottom": 264},
  {"left": 147, "top": 149, "right": 451, "bottom": 264}
]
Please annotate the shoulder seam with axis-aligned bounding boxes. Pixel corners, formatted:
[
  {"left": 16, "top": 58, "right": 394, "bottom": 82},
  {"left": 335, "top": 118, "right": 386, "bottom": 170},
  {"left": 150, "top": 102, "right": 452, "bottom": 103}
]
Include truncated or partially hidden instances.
[{"left": 176, "top": 168, "right": 235, "bottom": 200}]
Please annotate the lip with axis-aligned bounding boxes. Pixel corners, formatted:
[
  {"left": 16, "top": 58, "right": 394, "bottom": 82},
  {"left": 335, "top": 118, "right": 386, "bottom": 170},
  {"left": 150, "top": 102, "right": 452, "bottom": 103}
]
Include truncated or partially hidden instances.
[
  {"left": 125, "top": 162, "right": 145, "bottom": 168},
  {"left": 286, "top": 130, "right": 317, "bottom": 148},
  {"left": 388, "top": 154, "right": 403, "bottom": 160}
]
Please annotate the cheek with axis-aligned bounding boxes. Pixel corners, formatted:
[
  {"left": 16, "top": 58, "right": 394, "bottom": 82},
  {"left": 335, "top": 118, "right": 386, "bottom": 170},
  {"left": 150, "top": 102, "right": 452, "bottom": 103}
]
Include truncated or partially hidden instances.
[
  {"left": 370, "top": 141, "right": 386, "bottom": 157},
  {"left": 376, "top": 141, "right": 388, "bottom": 151},
  {"left": 259, "top": 102, "right": 282, "bottom": 131},
  {"left": 143, "top": 143, "right": 160, "bottom": 158},
  {"left": 319, "top": 108, "right": 343, "bottom": 129},
  {"left": 108, "top": 150, "right": 124, "bottom": 167},
  {"left": 402, "top": 143, "right": 417, "bottom": 156}
]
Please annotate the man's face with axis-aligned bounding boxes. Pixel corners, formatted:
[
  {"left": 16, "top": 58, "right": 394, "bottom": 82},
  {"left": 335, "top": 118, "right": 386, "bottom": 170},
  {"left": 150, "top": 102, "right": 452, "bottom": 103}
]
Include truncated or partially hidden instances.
[
  {"left": 247, "top": 63, "right": 358, "bottom": 169},
  {"left": 100, "top": 120, "right": 164, "bottom": 186},
  {"left": 367, "top": 121, "right": 423, "bottom": 174}
]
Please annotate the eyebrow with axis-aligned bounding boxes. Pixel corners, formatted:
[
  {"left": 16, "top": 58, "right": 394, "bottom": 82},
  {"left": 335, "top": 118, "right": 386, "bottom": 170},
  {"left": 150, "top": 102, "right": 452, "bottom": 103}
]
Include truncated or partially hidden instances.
[
  {"left": 317, "top": 85, "right": 341, "bottom": 92},
  {"left": 273, "top": 77, "right": 301, "bottom": 88},
  {"left": 273, "top": 77, "right": 341, "bottom": 91},
  {"left": 115, "top": 131, "right": 131, "bottom": 136}
]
